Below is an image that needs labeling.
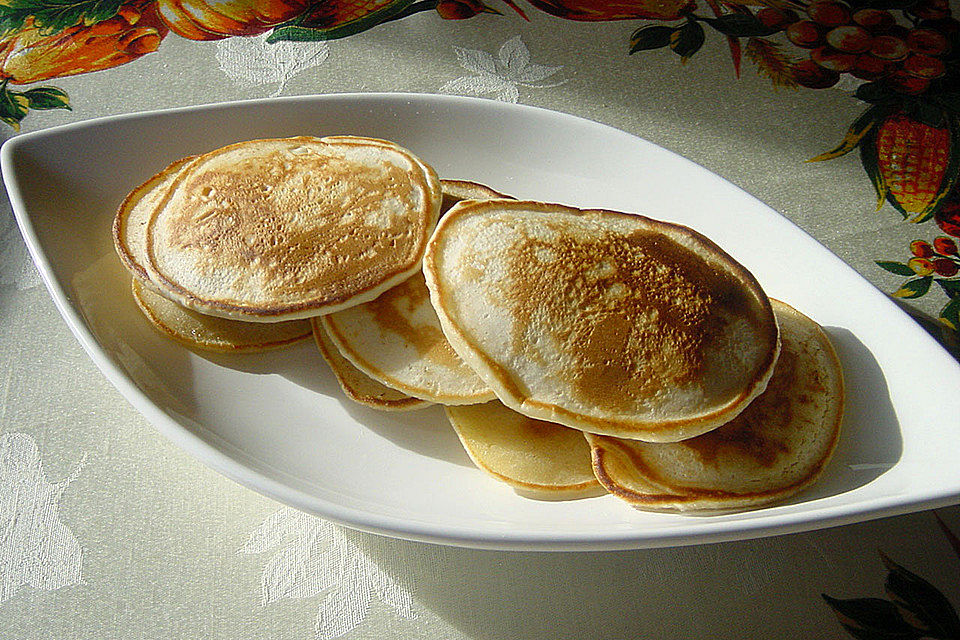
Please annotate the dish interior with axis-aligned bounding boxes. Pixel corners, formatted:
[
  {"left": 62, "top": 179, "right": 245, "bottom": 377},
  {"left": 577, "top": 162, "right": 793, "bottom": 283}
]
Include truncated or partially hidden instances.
[{"left": 5, "top": 94, "right": 960, "bottom": 550}]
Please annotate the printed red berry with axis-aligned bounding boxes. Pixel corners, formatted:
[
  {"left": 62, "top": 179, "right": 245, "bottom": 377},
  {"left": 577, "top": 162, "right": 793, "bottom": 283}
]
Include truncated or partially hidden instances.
[
  {"left": 792, "top": 59, "right": 840, "bottom": 87},
  {"left": 887, "top": 70, "right": 930, "bottom": 94},
  {"left": 911, "top": 239, "right": 935, "bottom": 257},
  {"left": 807, "top": 1, "right": 851, "bottom": 27},
  {"left": 936, "top": 196, "right": 960, "bottom": 237},
  {"left": 903, "top": 53, "right": 946, "bottom": 78},
  {"left": 918, "top": 18, "right": 960, "bottom": 37},
  {"left": 906, "top": 28, "right": 951, "bottom": 56},
  {"left": 787, "top": 20, "right": 825, "bottom": 48},
  {"left": 870, "top": 35, "right": 910, "bottom": 60},
  {"left": 934, "top": 236, "right": 959, "bottom": 255},
  {"left": 852, "top": 8, "right": 894, "bottom": 32},
  {"left": 933, "top": 258, "right": 959, "bottom": 276},
  {"left": 911, "top": 0, "right": 950, "bottom": 20},
  {"left": 909, "top": 257, "right": 935, "bottom": 275},
  {"left": 812, "top": 46, "right": 857, "bottom": 71},
  {"left": 826, "top": 25, "right": 873, "bottom": 53},
  {"left": 852, "top": 53, "right": 892, "bottom": 80},
  {"left": 757, "top": 7, "right": 799, "bottom": 29}
]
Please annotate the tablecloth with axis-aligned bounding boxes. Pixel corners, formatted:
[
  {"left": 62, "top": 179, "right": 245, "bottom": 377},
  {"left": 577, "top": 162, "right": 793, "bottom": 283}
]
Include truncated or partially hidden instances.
[{"left": 2, "top": 1, "right": 959, "bottom": 637}]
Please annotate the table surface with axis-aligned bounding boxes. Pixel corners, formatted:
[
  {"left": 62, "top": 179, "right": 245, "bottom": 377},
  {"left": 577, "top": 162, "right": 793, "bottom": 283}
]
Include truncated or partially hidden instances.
[{"left": 2, "top": 2, "right": 960, "bottom": 638}]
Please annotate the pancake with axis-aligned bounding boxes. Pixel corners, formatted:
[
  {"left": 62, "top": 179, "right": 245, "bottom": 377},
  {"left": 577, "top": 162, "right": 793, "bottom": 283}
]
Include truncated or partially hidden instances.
[
  {"left": 132, "top": 278, "right": 311, "bottom": 352},
  {"left": 423, "top": 199, "right": 780, "bottom": 442},
  {"left": 586, "top": 299, "right": 844, "bottom": 512},
  {"left": 312, "top": 319, "right": 429, "bottom": 411},
  {"left": 317, "top": 180, "right": 508, "bottom": 405},
  {"left": 439, "top": 179, "right": 511, "bottom": 213},
  {"left": 145, "top": 135, "right": 442, "bottom": 321},
  {"left": 320, "top": 271, "right": 495, "bottom": 404},
  {"left": 445, "top": 400, "right": 605, "bottom": 500},
  {"left": 113, "top": 155, "right": 195, "bottom": 287}
]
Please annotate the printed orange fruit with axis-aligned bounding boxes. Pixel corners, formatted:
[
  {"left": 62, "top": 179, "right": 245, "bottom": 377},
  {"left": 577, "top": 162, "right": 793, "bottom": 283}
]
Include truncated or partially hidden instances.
[
  {"left": 0, "top": 2, "right": 168, "bottom": 84},
  {"left": 156, "top": 0, "right": 311, "bottom": 39}
]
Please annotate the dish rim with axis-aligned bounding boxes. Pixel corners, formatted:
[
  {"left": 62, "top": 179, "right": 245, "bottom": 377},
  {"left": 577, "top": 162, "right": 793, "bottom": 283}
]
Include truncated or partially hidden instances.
[{"left": 4, "top": 91, "right": 960, "bottom": 551}]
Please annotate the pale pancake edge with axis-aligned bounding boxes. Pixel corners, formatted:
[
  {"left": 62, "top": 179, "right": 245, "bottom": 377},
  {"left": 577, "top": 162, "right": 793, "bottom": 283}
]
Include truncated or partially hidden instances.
[
  {"left": 113, "top": 155, "right": 196, "bottom": 287},
  {"left": 320, "top": 273, "right": 495, "bottom": 405},
  {"left": 132, "top": 279, "right": 311, "bottom": 352},
  {"left": 445, "top": 400, "right": 605, "bottom": 500},
  {"left": 311, "top": 319, "right": 430, "bottom": 412},
  {"left": 318, "top": 180, "right": 508, "bottom": 405}
]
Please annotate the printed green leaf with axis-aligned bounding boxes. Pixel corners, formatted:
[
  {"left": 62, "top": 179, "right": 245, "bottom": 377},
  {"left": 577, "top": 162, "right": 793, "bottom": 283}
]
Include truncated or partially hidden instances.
[
  {"left": 934, "top": 512, "right": 960, "bottom": 568},
  {"left": 670, "top": 21, "right": 705, "bottom": 62},
  {"left": 933, "top": 92, "right": 960, "bottom": 116},
  {"left": 809, "top": 106, "right": 884, "bottom": 162},
  {"left": 19, "top": 86, "right": 70, "bottom": 111},
  {"left": 629, "top": 25, "right": 676, "bottom": 53},
  {"left": 936, "top": 278, "right": 960, "bottom": 298},
  {"left": 0, "top": 85, "right": 29, "bottom": 131},
  {"left": 859, "top": 127, "right": 890, "bottom": 212},
  {"left": 893, "top": 276, "right": 933, "bottom": 298},
  {"left": 268, "top": 0, "right": 413, "bottom": 42},
  {"left": 378, "top": 0, "right": 440, "bottom": 23},
  {"left": 855, "top": 81, "right": 896, "bottom": 106},
  {"left": 822, "top": 594, "right": 923, "bottom": 639},
  {"left": 700, "top": 14, "right": 779, "bottom": 37},
  {"left": 876, "top": 261, "right": 916, "bottom": 276},
  {"left": 882, "top": 551, "right": 960, "bottom": 638},
  {"left": 913, "top": 102, "right": 947, "bottom": 128},
  {"left": 941, "top": 298, "right": 960, "bottom": 331},
  {"left": 0, "top": 0, "right": 125, "bottom": 36}
]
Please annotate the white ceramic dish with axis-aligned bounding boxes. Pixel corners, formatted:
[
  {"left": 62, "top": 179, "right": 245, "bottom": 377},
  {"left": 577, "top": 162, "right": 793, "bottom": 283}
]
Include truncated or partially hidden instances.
[{"left": 4, "top": 93, "right": 959, "bottom": 551}]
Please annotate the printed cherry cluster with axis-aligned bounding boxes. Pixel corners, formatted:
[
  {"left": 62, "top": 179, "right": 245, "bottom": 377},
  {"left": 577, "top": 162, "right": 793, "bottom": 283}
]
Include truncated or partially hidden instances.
[
  {"left": 908, "top": 236, "right": 960, "bottom": 276},
  {"left": 759, "top": 0, "right": 955, "bottom": 92}
]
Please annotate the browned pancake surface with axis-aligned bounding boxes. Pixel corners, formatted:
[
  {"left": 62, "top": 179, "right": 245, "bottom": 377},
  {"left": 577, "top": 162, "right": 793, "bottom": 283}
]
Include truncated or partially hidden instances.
[
  {"left": 587, "top": 299, "right": 844, "bottom": 511},
  {"left": 146, "top": 136, "right": 441, "bottom": 321},
  {"left": 424, "top": 200, "right": 780, "bottom": 441}
]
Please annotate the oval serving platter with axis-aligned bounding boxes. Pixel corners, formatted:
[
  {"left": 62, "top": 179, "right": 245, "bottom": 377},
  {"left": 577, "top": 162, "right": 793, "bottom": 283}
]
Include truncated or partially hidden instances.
[{"left": 3, "top": 93, "right": 959, "bottom": 551}]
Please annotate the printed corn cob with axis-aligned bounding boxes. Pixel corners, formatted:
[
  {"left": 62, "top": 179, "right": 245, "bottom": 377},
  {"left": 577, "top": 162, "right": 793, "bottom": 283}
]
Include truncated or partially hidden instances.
[
  {"left": 874, "top": 112, "right": 957, "bottom": 222},
  {"left": 810, "top": 105, "right": 960, "bottom": 223}
]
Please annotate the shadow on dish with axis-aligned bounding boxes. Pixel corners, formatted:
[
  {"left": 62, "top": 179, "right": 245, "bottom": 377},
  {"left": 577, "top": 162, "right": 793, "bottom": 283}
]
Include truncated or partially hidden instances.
[
  {"left": 206, "top": 340, "right": 474, "bottom": 469},
  {"left": 72, "top": 252, "right": 199, "bottom": 420},
  {"left": 790, "top": 325, "right": 901, "bottom": 504}
]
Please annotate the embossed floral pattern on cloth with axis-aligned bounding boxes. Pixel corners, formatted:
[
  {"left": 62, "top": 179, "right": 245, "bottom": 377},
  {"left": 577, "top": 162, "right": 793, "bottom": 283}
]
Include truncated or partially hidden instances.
[
  {"left": 240, "top": 508, "right": 421, "bottom": 639},
  {"left": 0, "top": 432, "right": 84, "bottom": 603},
  {"left": 1, "top": 1, "right": 960, "bottom": 638}
]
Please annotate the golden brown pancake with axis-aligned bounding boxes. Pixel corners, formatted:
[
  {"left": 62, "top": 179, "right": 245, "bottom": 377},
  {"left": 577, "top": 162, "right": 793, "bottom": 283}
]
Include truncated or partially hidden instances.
[
  {"left": 132, "top": 278, "right": 311, "bottom": 352},
  {"left": 439, "top": 179, "right": 511, "bottom": 214},
  {"left": 319, "top": 179, "right": 510, "bottom": 405},
  {"left": 586, "top": 299, "right": 844, "bottom": 512},
  {"left": 423, "top": 199, "right": 780, "bottom": 442},
  {"left": 445, "top": 400, "right": 605, "bottom": 500},
  {"left": 320, "top": 271, "right": 495, "bottom": 404},
  {"left": 311, "top": 319, "right": 430, "bottom": 411},
  {"left": 113, "top": 156, "right": 195, "bottom": 287},
  {"left": 144, "top": 136, "right": 442, "bottom": 321}
]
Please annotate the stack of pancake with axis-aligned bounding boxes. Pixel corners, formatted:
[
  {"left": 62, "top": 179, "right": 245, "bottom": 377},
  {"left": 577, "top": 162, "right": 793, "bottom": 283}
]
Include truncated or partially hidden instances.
[{"left": 114, "top": 135, "right": 844, "bottom": 513}]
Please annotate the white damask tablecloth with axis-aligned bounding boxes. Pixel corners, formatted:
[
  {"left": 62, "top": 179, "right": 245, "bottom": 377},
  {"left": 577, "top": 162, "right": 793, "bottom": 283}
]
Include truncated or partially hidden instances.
[{"left": 2, "top": 2, "right": 960, "bottom": 638}]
